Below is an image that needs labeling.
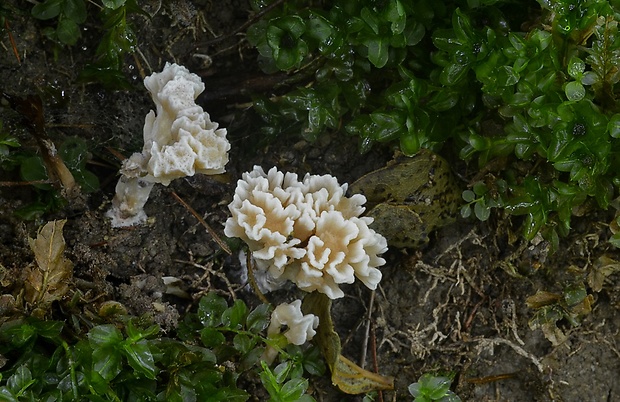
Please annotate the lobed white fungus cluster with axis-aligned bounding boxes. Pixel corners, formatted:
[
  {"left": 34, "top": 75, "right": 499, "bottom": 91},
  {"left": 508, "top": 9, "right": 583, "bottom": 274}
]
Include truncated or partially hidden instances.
[
  {"left": 224, "top": 166, "right": 388, "bottom": 299},
  {"left": 262, "top": 299, "right": 319, "bottom": 363},
  {"left": 107, "top": 62, "right": 230, "bottom": 227}
]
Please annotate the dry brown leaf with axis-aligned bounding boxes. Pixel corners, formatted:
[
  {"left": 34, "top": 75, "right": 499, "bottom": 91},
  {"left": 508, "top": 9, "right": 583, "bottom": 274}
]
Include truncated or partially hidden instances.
[
  {"left": 302, "top": 292, "right": 394, "bottom": 394},
  {"left": 24, "top": 220, "right": 73, "bottom": 312},
  {"left": 588, "top": 255, "right": 620, "bottom": 292}
]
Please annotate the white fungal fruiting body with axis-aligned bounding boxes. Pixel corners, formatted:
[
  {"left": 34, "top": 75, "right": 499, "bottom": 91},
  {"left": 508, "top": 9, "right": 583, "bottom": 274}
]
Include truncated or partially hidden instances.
[
  {"left": 268, "top": 299, "right": 319, "bottom": 345},
  {"left": 107, "top": 63, "right": 230, "bottom": 227},
  {"left": 224, "top": 166, "right": 388, "bottom": 299},
  {"left": 262, "top": 300, "right": 319, "bottom": 363}
]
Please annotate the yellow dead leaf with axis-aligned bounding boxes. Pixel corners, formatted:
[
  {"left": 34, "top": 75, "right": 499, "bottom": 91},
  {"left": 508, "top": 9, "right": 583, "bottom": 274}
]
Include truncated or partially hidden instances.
[
  {"left": 525, "top": 290, "right": 561, "bottom": 309},
  {"left": 302, "top": 292, "right": 394, "bottom": 394},
  {"left": 24, "top": 220, "right": 73, "bottom": 313}
]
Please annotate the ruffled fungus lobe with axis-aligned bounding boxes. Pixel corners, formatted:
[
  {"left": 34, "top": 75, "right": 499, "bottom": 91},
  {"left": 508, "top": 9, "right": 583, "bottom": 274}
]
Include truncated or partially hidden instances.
[
  {"left": 224, "top": 166, "right": 388, "bottom": 299},
  {"left": 107, "top": 63, "right": 230, "bottom": 227},
  {"left": 262, "top": 299, "right": 319, "bottom": 363}
]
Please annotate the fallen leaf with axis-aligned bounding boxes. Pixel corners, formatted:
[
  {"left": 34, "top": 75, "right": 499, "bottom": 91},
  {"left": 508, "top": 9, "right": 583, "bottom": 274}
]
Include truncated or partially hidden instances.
[
  {"left": 349, "top": 149, "right": 460, "bottom": 248},
  {"left": 302, "top": 292, "right": 394, "bottom": 394},
  {"left": 588, "top": 255, "right": 620, "bottom": 292},
  {"left": 24, "top": 220, "right": 73, "bottom": 314}
]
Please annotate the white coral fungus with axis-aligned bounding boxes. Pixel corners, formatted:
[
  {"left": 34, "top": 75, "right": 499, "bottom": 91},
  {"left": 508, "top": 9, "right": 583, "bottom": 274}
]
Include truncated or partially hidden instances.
[
  {"left": 268, "top": 299, "right": 319, "bottom": 345},
  {"left": 262, "top": 299, "right": 319, "bottom": 363},
  {"left": 224, "top": 166, "right": 388, "bottom": 299},
  {"left": 107, "top": 62, "right": 230, "bottom": 227}
]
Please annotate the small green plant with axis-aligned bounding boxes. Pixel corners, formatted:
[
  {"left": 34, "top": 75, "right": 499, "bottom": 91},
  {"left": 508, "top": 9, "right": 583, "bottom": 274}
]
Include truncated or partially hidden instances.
[
  {"left": 30, "top": 0, "right": 142, "bottom": 88},
  {"left": 3, "top": 136, "right": 100, "bottom": 220},
  {"left": 0, "top": 292, "right": 325, "bottom": 401},
  {"left": 408, "top": 373, "right": 461, "bottom": 402},
  {"left": 245, "top": 0, "right": 620, "bottom": 245},
  {"left": 79, "top": 0, "right": 144, "bottom": 89},
  {"left": 31, "top": 0, "right": 87, "bottom": 46},
  {"left": 259, "top": 360, "right": 316, "bottom": 402}
]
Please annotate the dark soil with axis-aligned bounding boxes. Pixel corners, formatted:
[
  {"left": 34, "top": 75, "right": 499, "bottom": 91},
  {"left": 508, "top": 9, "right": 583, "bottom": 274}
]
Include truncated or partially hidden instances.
[{"left": 1, "top": 1, "right": 620, "bottom": 401}]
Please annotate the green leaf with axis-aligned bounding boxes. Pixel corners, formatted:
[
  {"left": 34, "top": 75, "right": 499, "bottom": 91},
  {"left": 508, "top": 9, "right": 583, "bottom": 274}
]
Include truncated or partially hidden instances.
[
  {"left": 246, "top": 304, "right": 271, "bottom": 333},
  {"left": 232, "top": 333, "right": 254, "bottom": 355},
  {"left": 123, "top": 339, "right": 156, "bottom": 379},
  {"left": 452, "top": 8, "right": 474, "bottom": 42},
  {"left": 6, "top": 365, "right": 34, "bottom": 395},
  {"left": 30, "top": 319, "right": 63, "bottom": 339},
  {"left": 365, "top": 37, "right": 389, "bottom": 68},
  {"left": 198, "top": 292, "right": 228, "bottom": 328},
  {"left": 563, "top": 283, "right": 587, "bottom": 306},
  {"left": 102, "top": 0, "right": 126, "bottom": 9},
  {"left": 399, "top": 132, "right": 420, "bottom": 156},
  {"left": 63, "top": 0, "right": 87, "bottom": 22},
  {"left": 360, "top": 7, "right": 380, "bottom": 35},
  {"left": 496, "top": 65, "right": 519, "bottom": 86},
  {"left": 567, "top": 56, "right": 585, "bottom": 79},
  {"left": 31, "top": 0, "right": 62, "bottom": 20},
  {"left": 275, "top": 16, "right": 306, "bottom": 39},
  {"left": 608, "top": 114, "right": 620, "bottom": 138},
  {"left": 440, "top": 62, "right": 469, "bottom": 86},
  {"left": 92, "top": 347, "right": 122, "bottom": 381},
  {"left": 280, "top": 378, "right": 309, "bottom": 401},
  {"left": 260, "top": 361, "right": 281, "bottom": 396},
  {"left": 200, "top": 327, "right": 226, "bottom": 348},
  {"left": 88, "top": 325, "right": 123, "bottom": 348},
  {"left": 206, "top": 387, "right": 250, "bottom": 402},
  {"left": 222, "top": 299, "right": 248, "bottom": 329},
  {"left": 426, "top": 376, "right": 452, "bottom": 399},
  {"left": 306, "top": 13, "right": 332, "bottom": 42},
  {"left": 609, "top": 232, "right": 620, "bottom": 248},
  {"left": 474, "top": 200, "right": 491, "bottom": 221},
  {"left": 273, "top": 39, "right": 308, "bottom": 70},
  {"left": 246, "top": 20, "right": 268, "bottom": 47},
  {"left": 564, "top": 81, "right": 585, "bottom": 101},
  {"left": 462, "top": 190, "right": 476, "bottom": 202},
  {"left": 427, "top": 90, "right": 459, "bottom": 111},
  {"left": 20, "top": 156, "right": 50, "bottom": 190},
  {"left": 385, "top": 0, "right": 406, "bottom": 35},
  {"left": 56, "top": 17, "right": 80, "bottom": 45},
  {"left": 0, "top": 387, "right": 18, "bottom": 402}
]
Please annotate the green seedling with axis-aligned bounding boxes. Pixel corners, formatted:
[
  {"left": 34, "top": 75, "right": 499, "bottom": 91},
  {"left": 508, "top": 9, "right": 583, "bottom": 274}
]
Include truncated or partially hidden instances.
[{"left": 408, "top": 373, "right": 461, "bottom": 402}]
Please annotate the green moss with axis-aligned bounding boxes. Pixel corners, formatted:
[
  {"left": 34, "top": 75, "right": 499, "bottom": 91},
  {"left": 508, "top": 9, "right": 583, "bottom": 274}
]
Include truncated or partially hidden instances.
[{"left": 246, "top": 0, "right": 620, "bottom": 244}]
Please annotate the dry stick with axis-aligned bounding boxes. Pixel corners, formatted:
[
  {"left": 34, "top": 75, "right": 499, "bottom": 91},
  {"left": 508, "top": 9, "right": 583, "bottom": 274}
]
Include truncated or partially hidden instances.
[
  {"left": 361, "top": 291, "right": 385, "bottom": 402},
  {"left": 246, "top": 251, "right": 270, "bottom": 305},
  {"left": 170, "top": 191, "right": 232, "bottom": 255},
  {"left": 4, "top": 19, "right": 20, "bottom": 64},
  {"left": 195, "top": 0, "right": 286, "bottom": 48},
  {"left": 371, "top": 322, "right": 384, "bottom": 402},
  {"left": 0, "top": 179, "right": 53, "bottom": 186},
  {"left": 360, "top": 290, "right": 375, "bottom": 369}
]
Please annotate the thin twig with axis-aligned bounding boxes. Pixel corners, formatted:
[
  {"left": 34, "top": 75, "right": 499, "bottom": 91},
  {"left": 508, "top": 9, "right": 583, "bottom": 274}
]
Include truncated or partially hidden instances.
[
  {"left": 246, "top": 251, "right": 270, "bottom": 305},
  {"left": 372, "top": 322, "right": 384, "bottom": 402},
  {"left": 0, "top": 179, "right": 53, "bottom": 187},
  {"left": 360, "top": 290, "right": 375, "bottom": 369},
  {"left": 170, "top": 191, "right": 232, "bottom": 255},
  {"left": 4, "top": 19, "right": 20, "bottom": 64}
]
